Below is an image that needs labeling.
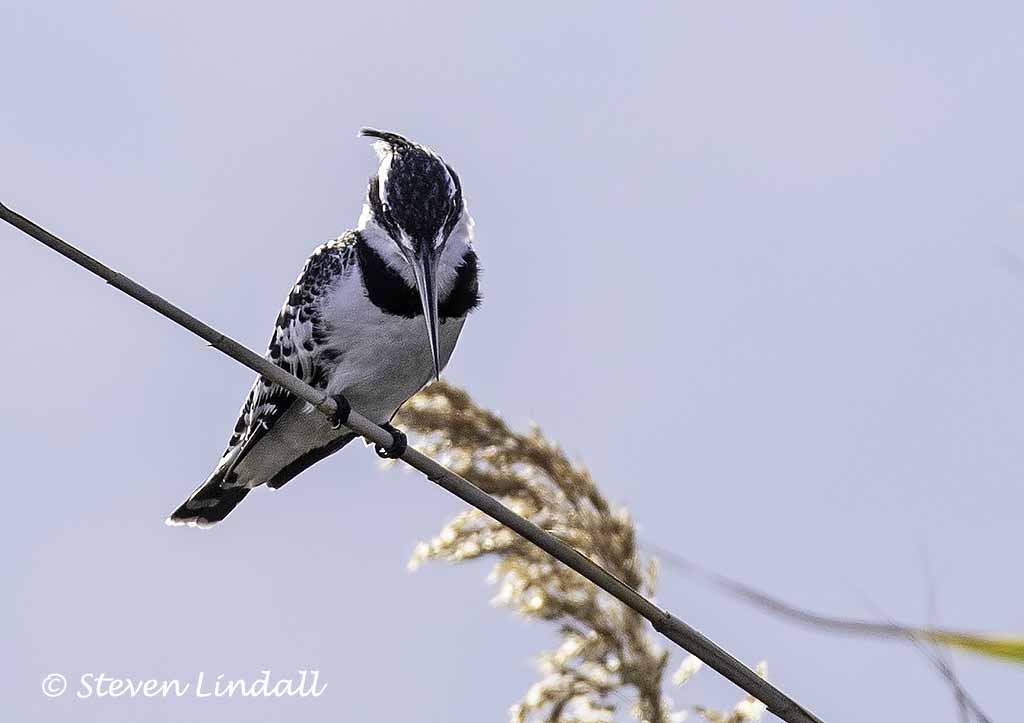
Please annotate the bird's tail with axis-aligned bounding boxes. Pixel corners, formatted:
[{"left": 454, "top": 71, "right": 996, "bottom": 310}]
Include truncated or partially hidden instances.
[{"left": 165, "top": 466, "right": 250, "bottom": 528}]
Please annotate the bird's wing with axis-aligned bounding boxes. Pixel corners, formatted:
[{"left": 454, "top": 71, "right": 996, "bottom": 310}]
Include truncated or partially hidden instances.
[{"left": 218, "top": 235, "right": 358, "bottom": 477}]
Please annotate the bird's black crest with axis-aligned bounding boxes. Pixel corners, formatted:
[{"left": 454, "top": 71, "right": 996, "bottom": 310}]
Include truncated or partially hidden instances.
[
  {"left": 362, "top": 128, "right": 463, "bottom": 250},
  {"left": 359, "top": 127, "right": 415, "bottom": 149}
]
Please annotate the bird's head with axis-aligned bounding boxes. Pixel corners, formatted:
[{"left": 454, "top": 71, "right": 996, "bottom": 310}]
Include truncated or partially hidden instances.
[{"left": 359, "top": 127, "right": 465, "bottom": 380}]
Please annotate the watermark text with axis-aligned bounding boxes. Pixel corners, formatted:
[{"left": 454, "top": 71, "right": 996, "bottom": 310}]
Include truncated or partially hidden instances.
[{"left": 41, "top": 671, "right": 327, "bottom": 700}]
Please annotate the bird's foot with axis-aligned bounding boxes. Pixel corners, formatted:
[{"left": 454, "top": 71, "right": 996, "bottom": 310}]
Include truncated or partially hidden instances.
[
  {"left": 374, "top": 423, "right": 407, "bottom": 459},
  {"left": 329, "top": 394, "right": 352, "bottom": 430}
]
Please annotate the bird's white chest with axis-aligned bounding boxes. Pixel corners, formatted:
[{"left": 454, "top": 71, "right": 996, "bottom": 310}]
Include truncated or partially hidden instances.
[{"left": 319, "top": 273, "right": 465, "bottom": 422}]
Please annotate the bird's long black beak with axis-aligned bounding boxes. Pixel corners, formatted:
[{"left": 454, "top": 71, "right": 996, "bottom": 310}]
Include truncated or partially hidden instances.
[{"left": 409, "top": 247, "right": 442, "bottom": 380}]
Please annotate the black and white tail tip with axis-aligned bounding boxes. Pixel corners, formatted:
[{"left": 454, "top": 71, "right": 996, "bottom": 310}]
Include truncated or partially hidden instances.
[{"left": 165, "top": 469, "right": 250, "bottom": 529}]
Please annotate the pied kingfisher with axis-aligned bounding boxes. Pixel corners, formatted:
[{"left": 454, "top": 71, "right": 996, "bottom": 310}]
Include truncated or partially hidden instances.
[{"left": 167, "top": 129, "right": 480, "bottom": 527}]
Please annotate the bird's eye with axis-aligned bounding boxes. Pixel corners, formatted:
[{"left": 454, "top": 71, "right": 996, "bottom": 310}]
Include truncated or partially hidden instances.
[
  {"left": 441, "top": 195, "right": 462, "bottom": 239},
  {"left": 378, "top": 196, "right": 399, "bottom": 232}
]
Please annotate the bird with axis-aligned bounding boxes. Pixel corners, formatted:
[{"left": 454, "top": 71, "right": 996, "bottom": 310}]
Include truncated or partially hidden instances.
[{"left": 166, "top": 128, "right": 481, "bottom": 528}]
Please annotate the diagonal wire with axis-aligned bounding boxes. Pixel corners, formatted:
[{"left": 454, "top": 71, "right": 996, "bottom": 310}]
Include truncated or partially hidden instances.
[{"left": 2, "top": 201, "right": 824, "bottom": 723}]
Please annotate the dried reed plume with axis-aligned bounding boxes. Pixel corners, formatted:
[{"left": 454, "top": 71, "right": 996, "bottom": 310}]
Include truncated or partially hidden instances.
[{"left": 396, "top": 381, "right": 767, "bottom": 723}]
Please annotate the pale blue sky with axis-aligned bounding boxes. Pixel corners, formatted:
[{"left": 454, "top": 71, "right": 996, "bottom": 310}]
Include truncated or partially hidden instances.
[{"left": 3, "top": 2, "right": 1022, "bottom": 721}]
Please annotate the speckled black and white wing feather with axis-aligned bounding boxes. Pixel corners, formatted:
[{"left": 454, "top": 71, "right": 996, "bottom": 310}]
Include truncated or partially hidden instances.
[
  {"left": 222, "top": 236, "right": 357, "bottom": 462},
  {"left": 167, "top": 234, "right": 358, "bottom": 527}
]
